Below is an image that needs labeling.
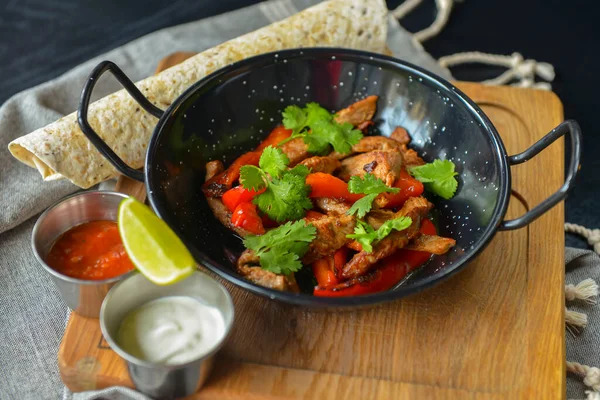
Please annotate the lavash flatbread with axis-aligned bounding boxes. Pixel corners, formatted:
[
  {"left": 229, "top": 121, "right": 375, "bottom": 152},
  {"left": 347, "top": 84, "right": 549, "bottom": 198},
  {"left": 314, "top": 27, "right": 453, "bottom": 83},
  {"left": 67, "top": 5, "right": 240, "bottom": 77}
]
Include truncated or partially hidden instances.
[{"left": 8, "top": 0, "right": 388, "bottom": 189}]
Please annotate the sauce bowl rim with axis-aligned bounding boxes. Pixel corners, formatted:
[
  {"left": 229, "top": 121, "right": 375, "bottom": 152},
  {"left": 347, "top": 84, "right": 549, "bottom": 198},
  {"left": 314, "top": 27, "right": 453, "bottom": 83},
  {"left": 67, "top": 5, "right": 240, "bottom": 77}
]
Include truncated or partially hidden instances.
[
  {"left": 31, "top": 190, "right": 136, "bottom": 285},
  {"left": 99, "top": 270, "right": 235, "bottom": 370}
]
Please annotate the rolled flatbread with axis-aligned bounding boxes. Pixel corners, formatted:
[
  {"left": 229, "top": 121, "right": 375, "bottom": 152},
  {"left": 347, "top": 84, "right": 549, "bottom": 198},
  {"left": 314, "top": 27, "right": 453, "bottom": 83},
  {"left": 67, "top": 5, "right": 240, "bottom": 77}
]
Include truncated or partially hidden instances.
[{"left": 8, "top": 0, "right": 388, "bottom": 188}]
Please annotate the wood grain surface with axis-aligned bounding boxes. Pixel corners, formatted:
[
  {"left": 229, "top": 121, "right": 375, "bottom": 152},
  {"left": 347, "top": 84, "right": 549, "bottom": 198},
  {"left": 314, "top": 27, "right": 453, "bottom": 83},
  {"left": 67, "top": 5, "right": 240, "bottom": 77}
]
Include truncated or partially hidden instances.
[{"left": 58, "top": 53, "right": 566, "bottom": 399}]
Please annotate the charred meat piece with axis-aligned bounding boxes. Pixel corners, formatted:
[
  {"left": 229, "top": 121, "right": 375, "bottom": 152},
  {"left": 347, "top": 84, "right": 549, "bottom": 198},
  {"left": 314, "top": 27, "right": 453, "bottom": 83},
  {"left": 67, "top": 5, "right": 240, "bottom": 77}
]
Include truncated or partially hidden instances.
[
  {"left": 388, "top": 126, "right": 426, "bottom": 167},
  {"left": 347, "top": 233, "right": 455, "bottom": 254},
  {"left": 390, "top": 127, "right": 411, "bottom": 145},
  {"left": 205, "top": 160, "right": 252, "bottom": 237},
  {"left": 299, "top": 156, "right": 341, "bottom": 174},
  {"left": 302, "top": 214, "right": 356, "bottom": 265},
  {"left": 334, "top": 95, "right": 378, "bottom": 126},
  {"left": 237, "top": 250, "right": 300, "bottom": 292},
  {"left": 338, "top": 150, "right": 403, "bottom": 187},
  {"left": 405, "top": 234, "right": 456, "bottom": 255},
  {"left": 364, "top": 209, "right": 397, "bottom": 229},
  {"left": 279, "top": 137, "right": 310, "bottom": 166},
  {"left": 352, "top": 136, "right": 403, "bottom": 153},
  {"left": 314, "top": 197, "right": 351, "bottom": 215},
  {"left": 401, "top": 148, "right": 426, "bottom": 167},
  {"left": 331, "top": 136, "right": 403, "bottom": 160},
  {"left": 342, "top": 196, "right": 433, "bottom": 279}
]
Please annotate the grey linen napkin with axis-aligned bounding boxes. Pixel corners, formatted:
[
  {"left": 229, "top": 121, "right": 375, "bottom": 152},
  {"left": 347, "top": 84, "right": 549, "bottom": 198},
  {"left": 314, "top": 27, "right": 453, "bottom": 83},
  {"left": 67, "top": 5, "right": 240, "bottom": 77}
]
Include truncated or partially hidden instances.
[
  {"left": 0, "top": 1, "right": 448, "bottom": 399},
  {"left": 566, "top": 248, "right": 600, "bottom": 397},
  {"left": 0, "top": 1, "right": 596, "bottom": 399}
]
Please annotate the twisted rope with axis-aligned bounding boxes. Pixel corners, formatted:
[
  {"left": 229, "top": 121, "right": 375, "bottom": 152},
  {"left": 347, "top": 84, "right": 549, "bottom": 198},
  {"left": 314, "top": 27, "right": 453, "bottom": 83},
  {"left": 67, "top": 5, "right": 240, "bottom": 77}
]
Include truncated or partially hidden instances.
[
  {"left": 391, "top": 0, "right": 423, "bottom": 20},
  {"left": 439, "top": 51, "right": 555, "bottom": 89},
  {"left": 566, "top": 223, "right": 600, "bottom": 254},
  {"left": 391, "top": 0, "right": 453, "bottom": 43},
  {"left": 567, "top": 361, "right": 600, "bottom": 392},
  {"left": 566, "top": 279, "right": 599, "bottom": 304},
  {"left": 391, "top": 1, "right": 556, "bottom": 89}
]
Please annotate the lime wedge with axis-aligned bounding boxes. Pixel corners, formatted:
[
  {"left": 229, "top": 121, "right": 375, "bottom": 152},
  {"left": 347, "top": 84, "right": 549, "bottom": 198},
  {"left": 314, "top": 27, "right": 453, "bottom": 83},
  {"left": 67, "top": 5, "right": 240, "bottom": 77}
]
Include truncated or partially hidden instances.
[{"left": 118, "top": 197, "right": 195, "bottom": 285}]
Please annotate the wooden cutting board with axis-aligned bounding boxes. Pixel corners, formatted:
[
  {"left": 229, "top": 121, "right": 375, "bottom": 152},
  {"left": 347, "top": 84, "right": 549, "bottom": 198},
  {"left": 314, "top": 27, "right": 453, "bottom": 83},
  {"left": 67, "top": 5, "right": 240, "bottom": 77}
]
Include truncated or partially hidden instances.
[{"left": 58, "top": 53, "right": 566, "bottom": 399}]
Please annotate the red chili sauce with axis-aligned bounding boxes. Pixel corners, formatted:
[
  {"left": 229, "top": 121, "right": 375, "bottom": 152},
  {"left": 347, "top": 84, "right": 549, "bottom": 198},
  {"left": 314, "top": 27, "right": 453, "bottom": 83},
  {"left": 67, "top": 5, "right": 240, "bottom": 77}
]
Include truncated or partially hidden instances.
[{"left": 46, "top": 221, "right": 134, "bottom": 280}]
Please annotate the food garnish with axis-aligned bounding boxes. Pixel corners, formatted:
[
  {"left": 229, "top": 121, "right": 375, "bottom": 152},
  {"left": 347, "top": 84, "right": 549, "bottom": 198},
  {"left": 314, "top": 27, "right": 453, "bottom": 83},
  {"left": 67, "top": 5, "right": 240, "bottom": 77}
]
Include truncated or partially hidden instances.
[
  {"left": 203, "top": 98, "right": 457, "bottom": 297},
  {"left": 281, "top": 103, "right": 363, "bottom": 155},
  {"left": 409, "top": 159, "right": 459, "bottom": 200},
  {"left": 240, "top": 146, "right": 313, "bottom": 222},
  {"left": 243, "top": 220, "right": 317, "bottom": 275},
  {"left": 346, "top": 173, "right": 400, "bottom": 218},
  {"left": 118, "top": 197, "right": 195, "bottom": 285},
  {"left": 346, "top": 217, "right": 412, "bottom": 253}
]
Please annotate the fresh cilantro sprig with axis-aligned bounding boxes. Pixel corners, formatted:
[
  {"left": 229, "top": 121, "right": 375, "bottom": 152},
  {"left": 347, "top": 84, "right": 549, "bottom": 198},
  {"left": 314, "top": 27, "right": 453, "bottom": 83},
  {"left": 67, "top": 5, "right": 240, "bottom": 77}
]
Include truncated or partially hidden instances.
[
  {"left": 346, "top": 174, "right": 399, "bottom": 218},
  {"left": 281, "top": 103, "right": 363, "bottom": 155},
  {"left": 239, "top": 146, "right": 289, "bottom": 190},
  {"left": 346, "top": 217, "right": 412, "bottom": 253},
  {"left": 239, "top": 146, "right": 313, "bottom": 222},
  {"left": 409, "top": 159, "right": 459, "bottom": 200},
  {"left": 243, "top": 220, "right": 317, "bottom": 275}
]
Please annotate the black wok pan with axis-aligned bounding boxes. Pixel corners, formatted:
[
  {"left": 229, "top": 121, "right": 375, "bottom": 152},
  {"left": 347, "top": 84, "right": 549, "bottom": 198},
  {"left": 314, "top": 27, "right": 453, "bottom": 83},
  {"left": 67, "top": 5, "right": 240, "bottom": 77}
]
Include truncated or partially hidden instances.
[{"left": 78, "top": 48, "right": 581, "bottom": 307}]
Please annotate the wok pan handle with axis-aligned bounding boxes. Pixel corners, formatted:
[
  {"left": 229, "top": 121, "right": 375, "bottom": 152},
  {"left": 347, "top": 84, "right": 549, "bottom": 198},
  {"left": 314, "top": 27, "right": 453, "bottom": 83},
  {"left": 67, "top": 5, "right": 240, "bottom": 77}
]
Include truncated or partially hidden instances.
[
  {"left": 77, "top": 61, "right": 164, "bottom": 182},
  {"left": 499, "top": 119, "right": 582, "bottom": 230}
]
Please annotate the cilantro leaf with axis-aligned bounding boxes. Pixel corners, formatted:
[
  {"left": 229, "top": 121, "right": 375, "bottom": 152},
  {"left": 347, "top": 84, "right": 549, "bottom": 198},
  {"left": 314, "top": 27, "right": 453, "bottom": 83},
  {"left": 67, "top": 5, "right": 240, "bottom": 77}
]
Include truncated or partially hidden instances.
[
  {"left": 346, "top": 174, "right": 399, "bottom": 217},
  {"left": 348, "top": 173, "right": 400, "bottom": 195},
  {"left": 259, "top": 146, "right": 289, "bottom": 178},
  {"left": 305, "top": 102, "right": 333, "bottom": 127},
  {"left": 409, "top": 159, "right": 458, "bottom": 199},
  {"left": 243, "top": 220, "right": 316, "bottom": 275},
  {"left": 240, "top": 146, "right": 313, "bottom": 222},
  {"left": 346, "top": 217, "right": 412, "bottom": 253},
  {"left": 280, "top": 102, "right": 363, "bottom": 155},
  {"left": 288, "top": 164, "right": 310, "bottom": 178},
  {"left": 239, "top": 165, "right": 267, "bottom": 191},
  {"left": 282, "top": 105, "right": 306, "bottom": 133},
  {"left": 310, "top": 119, "right": 363, "bottom": 155},
  {"left": 347, "top": 193, "right": 378, "bottom": 219},
  {"left": 254, "top": 169, "right": 313, "bottom": 222}
]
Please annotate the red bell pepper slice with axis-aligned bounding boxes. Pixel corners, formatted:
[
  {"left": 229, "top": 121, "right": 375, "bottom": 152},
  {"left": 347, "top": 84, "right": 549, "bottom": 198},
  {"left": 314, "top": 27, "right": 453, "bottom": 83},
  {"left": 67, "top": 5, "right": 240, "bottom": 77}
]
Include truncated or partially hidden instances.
[
  {"left": 311, "top": 247, "right": 349, "bottom": 287},
  {"left": 256, "top": 125, "right": 293, "bottom": 151},
  {"left": 222, "top": 186, "right": 266, "bottom": 213},
  {"left": 382, "top": 169, "right": 424, "bottom": 209},
  {"left": 231, "top": 202, "right": 265, "bottom": 235},
  {"left": 306, "top": 173, "right": 364, "bottom": 202},
  {"left": 203, "top": 126, "right": 293, "bottom": 195},
  {"left": 314, "top": 218, "right": 437, "bottom": 297}
]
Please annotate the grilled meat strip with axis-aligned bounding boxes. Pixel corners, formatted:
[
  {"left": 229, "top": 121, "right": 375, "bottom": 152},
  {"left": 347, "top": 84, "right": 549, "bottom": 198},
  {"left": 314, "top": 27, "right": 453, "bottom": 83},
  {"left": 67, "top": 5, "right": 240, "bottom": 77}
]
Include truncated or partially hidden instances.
[
  {"left": 331, "top": 136, "right": 402, "bottom": 160},
  {"left": 345, "top": 207, "right": 455, "bottom": 254},
  {"left": 314, "top": 197, "right": 351, "bottom": 215},
  {"left": 334, "top": 95, "right": 378, "bottom": 126},
  {"left": 405, "top": 234, "right": 456, "bottom": 254},
  {"left": 279, "top": 137, "right": 310, "bottom": 166},
  {"left": 205, "top": 160, "right": 252, "bottom": 238},
  {"left": 302, "top": 213, "right": 356, "bottom": 265},
  {"left": 342, "top": 196, "right": 433, "bottom": 279},
  {"left": 390, "top": 126, "right": 410, "bottom": 145},
  {"left": 279, "top": 97, "right": 378, "bottom": 167},
  {"left": 389, "top": 126, "right": 425, "bottom": 167},
  {"left": 237, "top": 250, "right": 300, "bottom": 292},
  {"left": 338, "top": 150, "right": 403, "bottom": 187},
  {"left": 299, "top": 156, "right": 341, "bottom": 174}
]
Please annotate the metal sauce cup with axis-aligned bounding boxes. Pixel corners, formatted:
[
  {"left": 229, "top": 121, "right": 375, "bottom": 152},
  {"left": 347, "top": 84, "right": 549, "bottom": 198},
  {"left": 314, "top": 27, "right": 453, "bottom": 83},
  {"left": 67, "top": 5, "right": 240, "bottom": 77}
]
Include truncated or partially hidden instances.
[
  {"left": 32, "top": 191, "right": 134, "bottom": 318},
  {"left": 99, "top": 271, "right": 234, "bottom": 399}
]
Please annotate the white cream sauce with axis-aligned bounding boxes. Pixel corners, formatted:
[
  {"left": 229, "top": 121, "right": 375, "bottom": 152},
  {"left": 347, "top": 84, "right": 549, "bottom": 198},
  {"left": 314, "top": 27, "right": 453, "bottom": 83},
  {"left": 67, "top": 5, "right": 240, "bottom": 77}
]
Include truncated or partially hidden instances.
[{"left": 116, "top": 296, "right": 226, "bottom": 365}]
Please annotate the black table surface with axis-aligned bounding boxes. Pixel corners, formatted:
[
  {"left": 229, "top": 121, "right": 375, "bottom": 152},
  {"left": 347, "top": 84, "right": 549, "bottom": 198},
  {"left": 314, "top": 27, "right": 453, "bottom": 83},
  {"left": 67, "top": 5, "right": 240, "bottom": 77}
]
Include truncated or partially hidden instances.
[{"left": 1, "top": 0, "right": 597, "bottom": 248}]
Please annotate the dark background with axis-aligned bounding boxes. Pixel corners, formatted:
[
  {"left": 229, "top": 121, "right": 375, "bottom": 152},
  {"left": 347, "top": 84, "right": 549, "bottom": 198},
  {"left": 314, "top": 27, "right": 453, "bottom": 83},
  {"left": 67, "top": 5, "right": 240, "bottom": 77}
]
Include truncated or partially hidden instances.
[{"left": 1, "top": 0, "right": 597, "bottom": 248}]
